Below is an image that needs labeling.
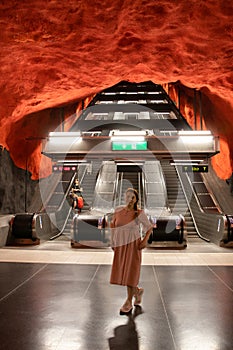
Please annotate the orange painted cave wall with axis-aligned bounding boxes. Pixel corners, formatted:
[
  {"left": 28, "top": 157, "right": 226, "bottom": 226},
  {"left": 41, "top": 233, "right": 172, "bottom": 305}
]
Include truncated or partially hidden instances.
[{"left": 0, "top": 0, "right": 233, "bottom": 180}]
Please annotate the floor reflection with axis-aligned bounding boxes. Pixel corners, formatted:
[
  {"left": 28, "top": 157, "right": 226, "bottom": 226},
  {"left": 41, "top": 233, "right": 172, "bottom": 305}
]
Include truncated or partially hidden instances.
[{"left": 108, "top": 306, "right": 143, "bottom": 350}]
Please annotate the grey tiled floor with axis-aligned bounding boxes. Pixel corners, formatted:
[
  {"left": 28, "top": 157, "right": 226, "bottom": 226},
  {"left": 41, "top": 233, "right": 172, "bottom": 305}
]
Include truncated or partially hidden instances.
[
  {"left": 0, "top": 263, "right": 232, "bottom": 350},
  {"left": 0, "top": 238, "right": 233, "bottom": 350}
]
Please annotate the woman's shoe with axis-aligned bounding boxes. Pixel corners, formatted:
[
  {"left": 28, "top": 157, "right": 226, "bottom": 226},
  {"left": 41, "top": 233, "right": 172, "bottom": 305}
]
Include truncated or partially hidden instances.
[
  {"left": 119, "top": 301, "right": 133, "bottom": 315},
  {"left": 134, "top": 288, "right": 144, "bottom": 306}
]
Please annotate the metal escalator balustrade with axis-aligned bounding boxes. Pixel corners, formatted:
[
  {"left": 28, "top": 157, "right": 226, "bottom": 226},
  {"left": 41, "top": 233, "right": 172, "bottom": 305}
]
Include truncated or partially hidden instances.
[
  {"left": 175, "top": 165, "right": 228, "bottom": 245},
  {"left": 143, "top": 161, "right": 168, "bottom": 211},
  {"left": 142, "top": 160, "right": 186, "bottom": 247},
  {"left": 48, "top": 171, "right": 77, "bottom": 240},
  {"left": 161, "top": 161, "right": 197, "bottom": 239},
  {"left": 64, "top": 161, "right": 103, "bottom": 238},
  {"left": 72, "top": 162, "right": 144, "bottom": 246},
  {"left": 92, "top": 161, "right": 117, "bottom": 211},
  {"left": 39, "top": 163, "right": 94, "bottom": 241},
  {"left": 72, "top": 161, "right": 117, "bottom": 244},
  {"left": 45, "top": 171, "right": 75, "bottom": 213}
]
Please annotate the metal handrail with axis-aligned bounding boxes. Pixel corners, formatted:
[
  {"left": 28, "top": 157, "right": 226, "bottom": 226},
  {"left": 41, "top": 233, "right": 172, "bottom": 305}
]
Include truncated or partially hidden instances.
[
  {"left": 79, "top": 165, "right": 88, "bottom": 185},
  {"left": 113, "top": 172, "right": 120, "bottom": 209},
  {"left": 49, "top": 206, "right": 73, "bottom": 240},
  {"left": 91, "top": 163, "right": 103, "bottom": 210},
  {"left": 118, "top": 172, "right": 123, "bottom": 206},
  {"left": 56, "top": 172, "right": 77, "bottom": 211},
  {"left": 138, "top": 172, "right": 141, "bottom": 208},
  {"left": 141, "top": 171, "right": 147, "bottom": 210},
  {"left": 49, "top": 166, "right": 89, "bottom": 241},
  {"left": 158, "top": 162, "right": 169, "bottom": 209},
  {"left": 91, "top": 161, "right": 117, "bottom": 211}
]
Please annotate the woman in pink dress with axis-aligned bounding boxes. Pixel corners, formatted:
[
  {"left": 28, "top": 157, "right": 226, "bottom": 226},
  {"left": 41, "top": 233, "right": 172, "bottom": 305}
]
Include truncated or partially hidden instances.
[{"left": 110, "top": 188, "right": 153, "bottom": 315}]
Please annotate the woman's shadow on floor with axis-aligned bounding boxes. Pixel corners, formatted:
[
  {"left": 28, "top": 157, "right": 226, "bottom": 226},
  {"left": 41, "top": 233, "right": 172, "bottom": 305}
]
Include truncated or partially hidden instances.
[{"left": 108, "top": 306, "right": 143, "bottom": 350}]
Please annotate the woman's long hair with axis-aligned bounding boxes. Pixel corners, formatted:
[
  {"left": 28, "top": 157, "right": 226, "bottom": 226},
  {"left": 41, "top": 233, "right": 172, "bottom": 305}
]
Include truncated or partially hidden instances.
[{"left": 125, "top": 188, "right": 140, "bottom": 223}]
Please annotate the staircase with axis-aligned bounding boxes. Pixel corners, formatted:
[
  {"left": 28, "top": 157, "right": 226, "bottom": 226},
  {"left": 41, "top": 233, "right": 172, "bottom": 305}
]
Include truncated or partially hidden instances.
[{"left": 161, "top": 161, "right": 198, "bottom": 238}]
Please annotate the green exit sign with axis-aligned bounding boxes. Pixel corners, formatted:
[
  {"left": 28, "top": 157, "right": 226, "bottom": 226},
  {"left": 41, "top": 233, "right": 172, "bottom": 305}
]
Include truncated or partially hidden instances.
[
  {"left": 182, "top": 165, "right": 208, "bottom": 173},
  {"left": 112, "top": 141, "right": 147, "bottom": 151}
]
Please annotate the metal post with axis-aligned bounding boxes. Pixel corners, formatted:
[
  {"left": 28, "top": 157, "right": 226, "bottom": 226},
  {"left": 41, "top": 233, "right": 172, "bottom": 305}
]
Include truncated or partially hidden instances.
[
  {"left": 199, "top": 90, "right": 203, "bottom": 130},
  {"left": 25, "top": 154, "right": 28, "bottom": 212},
  {"left": 193, "top": 89, "right": 197, "bottom": 130},
  {"left": 178, "top": 85, "right": 181, "bottom": 111}
]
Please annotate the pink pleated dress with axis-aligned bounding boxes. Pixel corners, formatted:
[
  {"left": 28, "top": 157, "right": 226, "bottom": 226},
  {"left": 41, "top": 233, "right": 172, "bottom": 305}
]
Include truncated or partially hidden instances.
[{"left": 110, "top": 206, "right": 152, "bottom": 287}]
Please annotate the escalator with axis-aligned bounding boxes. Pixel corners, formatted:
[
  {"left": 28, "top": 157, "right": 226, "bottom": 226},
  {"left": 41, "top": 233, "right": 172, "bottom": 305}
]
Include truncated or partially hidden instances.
[
  {"left": 7, "top": 169, "right": 76, "bottom": 244},
  {"left": 8, "top": 162, "right": 101, "bottom": 244},
  {"left": 63, "top": 160, "right": 103, "bottom": 238},
  {"left": 71, "top": 161, "right": 144, "bottom": 246},
  {"left": 161, "top": 160, "right": 197, "bottom": 240},
  {"left": 28, "top": 156, "right": 230, "bottom": 248},
  {"left": 72, "top": 160, "right": 186, "bottom": 248},
  {"left": 71, "top": 161, "right": 116, "bottom": 245},
  {"left": 175, "top": 165, "right": 229, "bottom": 245},
  {"left": 142, "top": 160, "right": 186, "bottom": 247},
  {"left": 44, "top": 171, "right": 75, "bottom": 213},
  {"left": 115, "top": 163, "right": 143, "bottom": 207}
]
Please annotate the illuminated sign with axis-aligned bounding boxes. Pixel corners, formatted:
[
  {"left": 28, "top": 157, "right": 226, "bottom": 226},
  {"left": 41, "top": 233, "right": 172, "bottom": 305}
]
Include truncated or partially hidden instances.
[
  {"left": 112, "top": 141, "right": 147, "bottom": 151},
  {"left": 182, "top": 165, "right": 208, "bottom": 173},
  {"left": 52, "top": 165, "right": 77, "bottom": 172}
]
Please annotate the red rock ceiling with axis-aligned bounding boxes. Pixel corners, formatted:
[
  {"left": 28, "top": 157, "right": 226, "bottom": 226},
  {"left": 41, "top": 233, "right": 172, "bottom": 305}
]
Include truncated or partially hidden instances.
[{"left": 0, "top": 0, "right": 233, "bottom": 180}]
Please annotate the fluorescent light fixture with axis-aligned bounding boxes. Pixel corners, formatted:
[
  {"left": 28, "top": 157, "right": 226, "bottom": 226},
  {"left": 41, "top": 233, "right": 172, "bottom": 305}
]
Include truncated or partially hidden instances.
[
  {"left": 110, "top": 130, "right": 147, "bottom": 136},
  {"left": 178, "top": 130, "right": 212, "bottom": 136},
  {"left": 171, "top": 159, "right": 205, "bottom": 163},
  {"left": 110, "top": 130, "right": 147, "bottom": 142},
  {"left": 160, "top": 130, "right": 178, "bottom": 134},
  {"left": 56, "top": 160, "right": 87, "bottom": 164},
  {"left": 48, "top": 132, "right": 82, "bottom": 144},
  {"left": 180, "top": 136, "right": 213, "bottom": 144},
  {"left": 170, "top": 162, "right": 199, "bottom": 166},
  {"left": 112, "top": 136, "right": 145, "bottom": 141},
  {"left": 49, "top": 132, "right": 81, "bottom": 137},
  {"left": 178, "top": 130, "right": 213, "bottom": 144}
]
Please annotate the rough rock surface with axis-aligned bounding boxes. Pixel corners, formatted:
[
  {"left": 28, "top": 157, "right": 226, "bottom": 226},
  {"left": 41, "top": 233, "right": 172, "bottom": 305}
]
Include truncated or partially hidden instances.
[
  {"left": 0, "top": 149, "right": 38, "bottom": 214},
  {"left": 0, "top": 0, "right": 232, "bottom": 179}
]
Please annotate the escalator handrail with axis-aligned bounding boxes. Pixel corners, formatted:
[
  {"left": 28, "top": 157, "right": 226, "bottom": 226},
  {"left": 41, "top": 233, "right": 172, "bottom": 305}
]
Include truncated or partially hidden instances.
[
  {"left": 157, "top": 162, "right": 169, "bottom": 209},
  {"left": 91, "top": 161, "right": 117, "bottom": 210},
  {"left": 40, "top": 172, "right": 62, "bottom": 212},
  {"left": 90, "top": 163, "right": 103, "bottom": 210},
  {"left": 138, "top": 172, "right": 141, "bottom": 208},
  {"left": 79, "top": 164, "right": 88, "bottom": 185},
  {"left": 56, "top": 172, "right": 77, "bottom": 211},
  {"left": 113, "top": 172, "right": 120, "bottom": 209},
  {"left": 141, "top": 171, "right": 147, "bottom": 210},
  {"left": 49, "top": 206, "right": 73, "bottom": 240},
  {"left": 118, "top": 172, "right": 123, "bottom": 206}
]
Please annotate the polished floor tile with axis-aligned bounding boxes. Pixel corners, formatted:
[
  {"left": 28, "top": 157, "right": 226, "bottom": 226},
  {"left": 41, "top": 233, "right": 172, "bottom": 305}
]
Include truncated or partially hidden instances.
[
  {"left": 0, "top": 263, "right": 233, "bottom": 350},
  {"left": 0, "top": 246, "right": 233, "bottom": 266}
]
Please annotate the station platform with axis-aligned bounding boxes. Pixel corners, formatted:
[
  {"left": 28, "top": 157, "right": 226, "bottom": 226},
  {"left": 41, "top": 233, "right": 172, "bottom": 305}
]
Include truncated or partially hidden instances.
[{"left": 0, "top": 239, "right": 232, "bottom": 350}]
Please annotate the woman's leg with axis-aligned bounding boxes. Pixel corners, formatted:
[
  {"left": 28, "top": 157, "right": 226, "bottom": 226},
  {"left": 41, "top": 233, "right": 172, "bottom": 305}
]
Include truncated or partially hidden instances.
[
  {"left": 73, "top": 199, "right": 77, "bottom": 209},
  {"left": 127, "top": 286, "right": 138, "bottom": 304},
  {"left": 120, "top": 286, "right": 138, "bottom": 314}
]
